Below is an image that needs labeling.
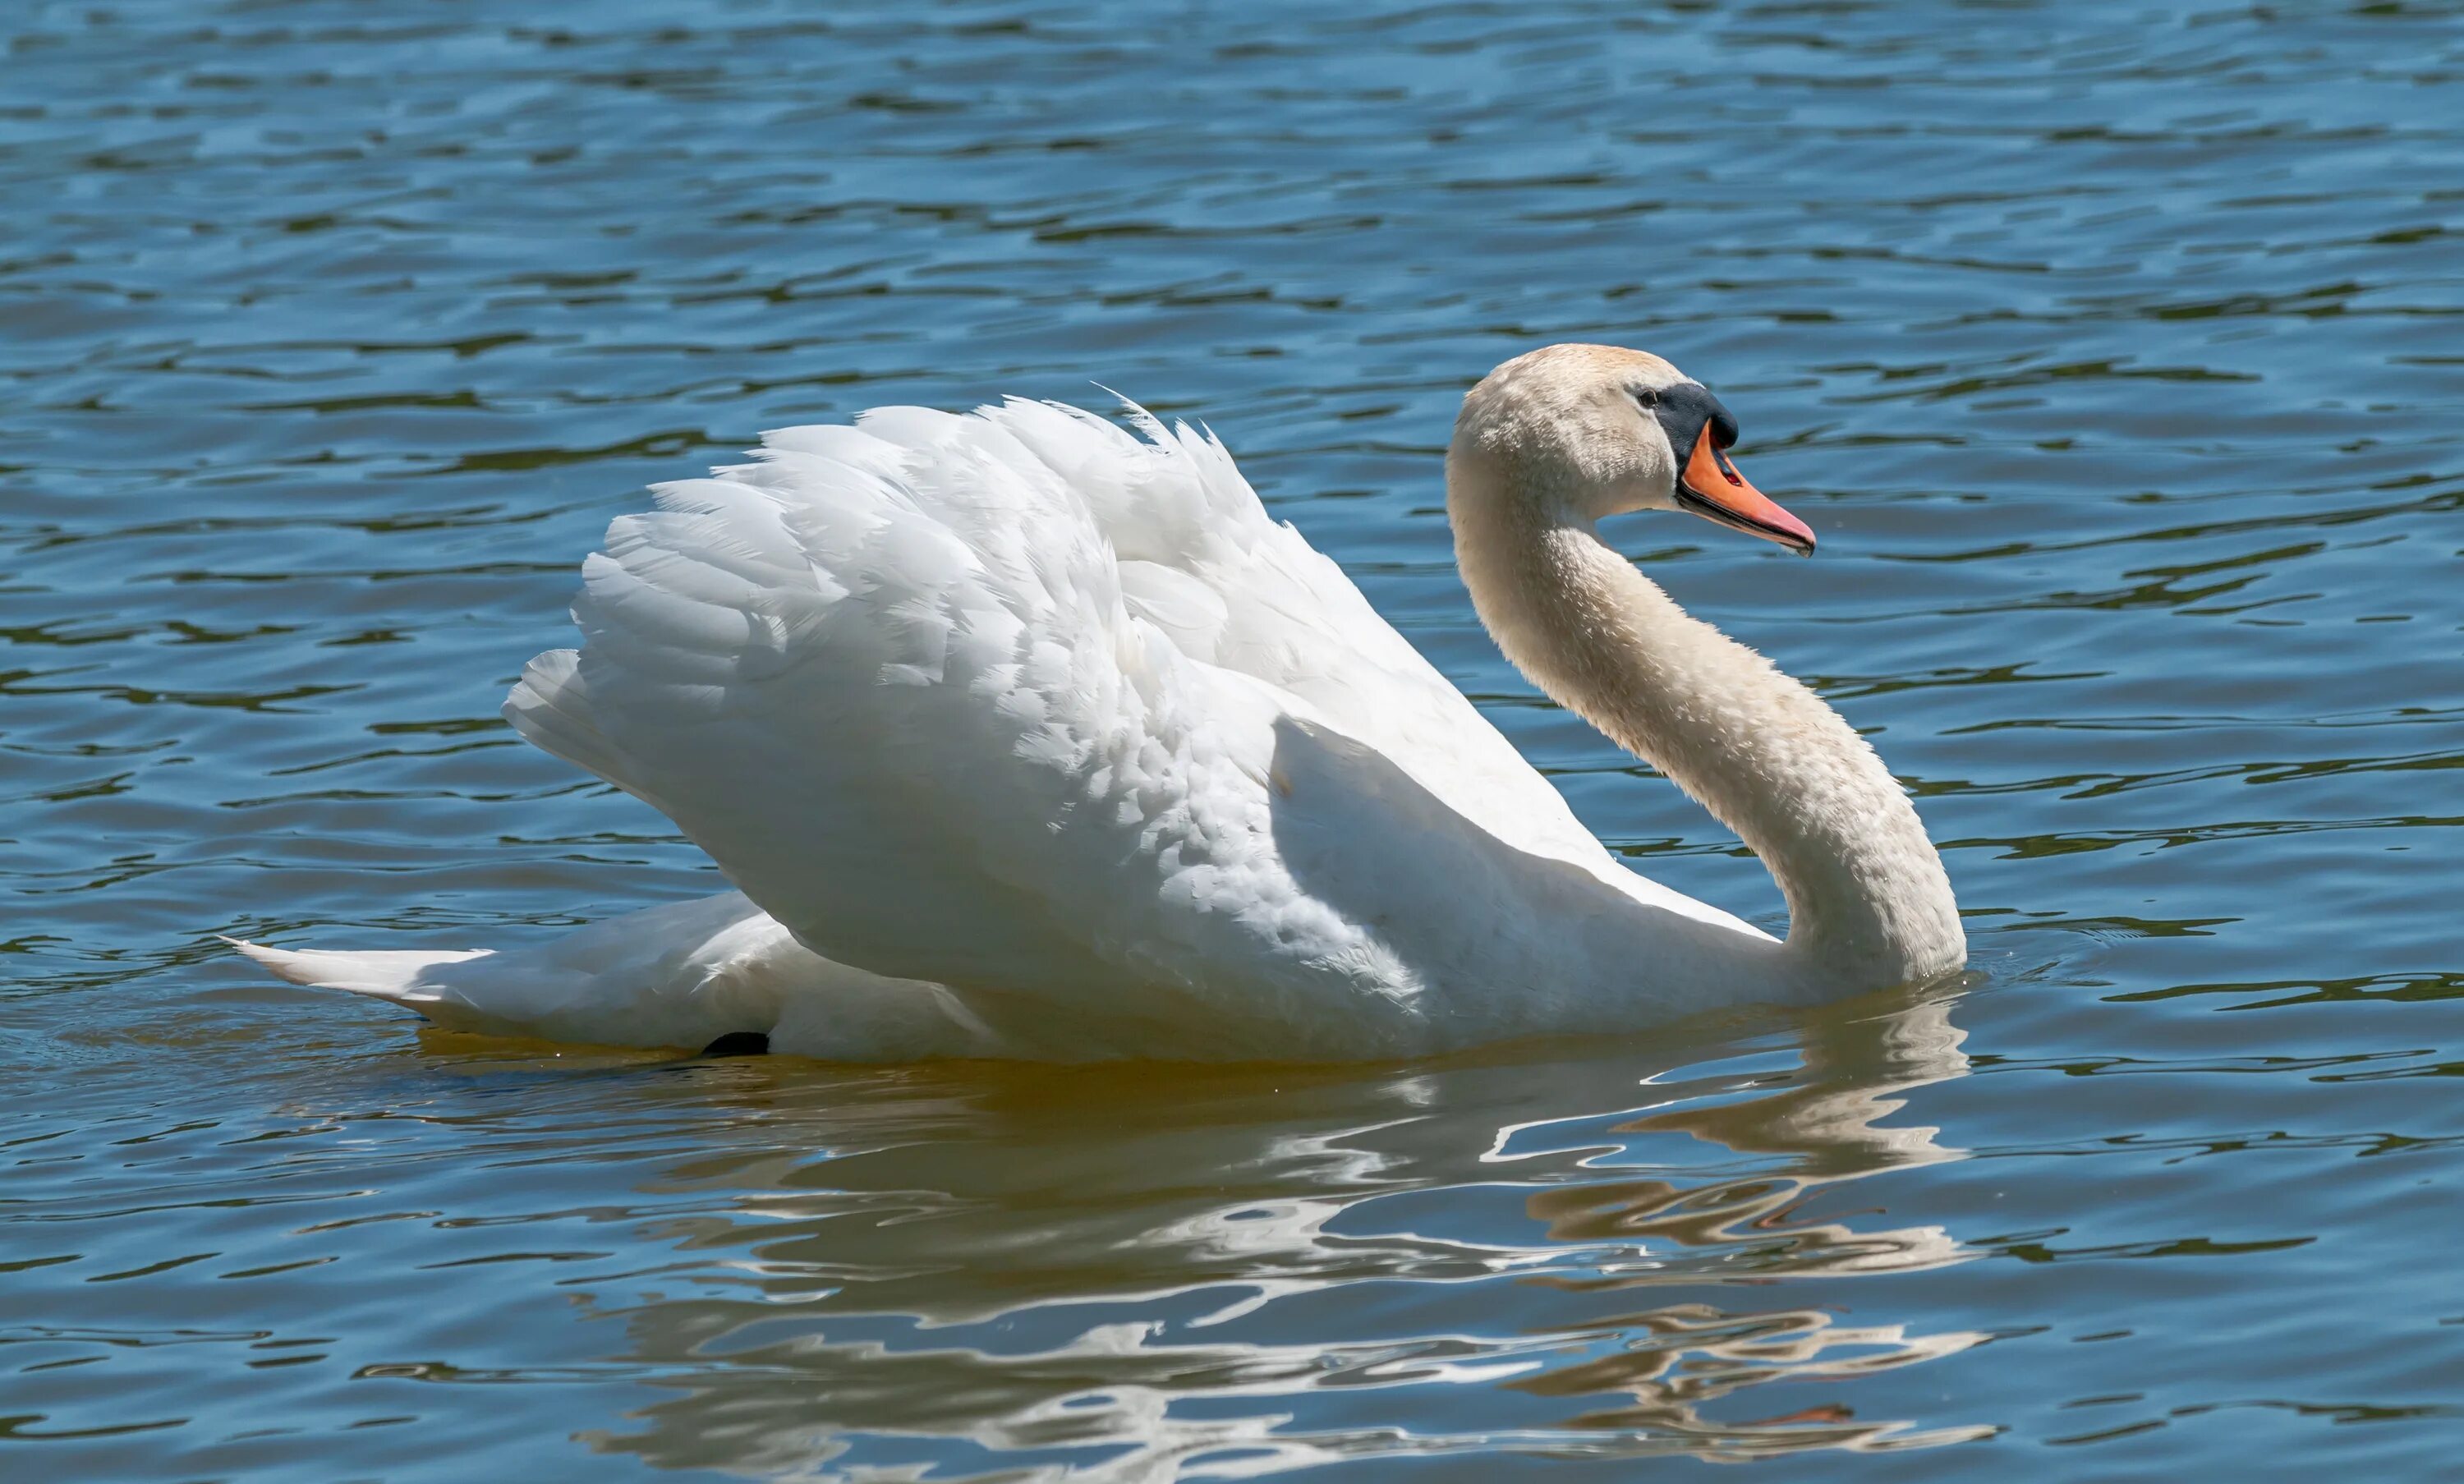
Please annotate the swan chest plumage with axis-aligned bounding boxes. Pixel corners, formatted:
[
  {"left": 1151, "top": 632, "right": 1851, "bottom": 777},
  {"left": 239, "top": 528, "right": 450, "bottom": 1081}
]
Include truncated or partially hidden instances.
[{"left": 236, "top": 345, "right": 1964, "bottom": 1060}]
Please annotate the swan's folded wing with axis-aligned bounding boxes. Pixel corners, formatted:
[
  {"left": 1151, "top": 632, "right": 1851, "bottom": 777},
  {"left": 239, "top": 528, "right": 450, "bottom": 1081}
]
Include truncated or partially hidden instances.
[{"left": 505, "top": 409, "right": 1439, "bottom": 1053}]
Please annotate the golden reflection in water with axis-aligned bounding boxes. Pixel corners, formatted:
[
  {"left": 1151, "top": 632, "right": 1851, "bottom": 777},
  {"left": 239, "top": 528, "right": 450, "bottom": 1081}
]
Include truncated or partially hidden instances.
[
  {"left": 390, "top": 988, "right": 1990, "bottom": 1473},
  {"left": 1510, "top": 991, "right": 1995, "bottom": 1459}
]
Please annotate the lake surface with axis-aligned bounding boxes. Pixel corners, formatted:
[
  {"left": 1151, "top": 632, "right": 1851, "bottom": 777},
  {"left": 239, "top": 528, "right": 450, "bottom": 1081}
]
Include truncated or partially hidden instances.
[{"left": 4, "top": 1, "right": 2461, "bottom": 1477}]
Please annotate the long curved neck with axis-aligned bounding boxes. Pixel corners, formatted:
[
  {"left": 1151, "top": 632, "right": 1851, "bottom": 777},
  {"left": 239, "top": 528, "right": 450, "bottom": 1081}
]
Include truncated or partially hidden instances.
[{"left": 1448, "top": 453, "right": 1964, "bottom": 987}]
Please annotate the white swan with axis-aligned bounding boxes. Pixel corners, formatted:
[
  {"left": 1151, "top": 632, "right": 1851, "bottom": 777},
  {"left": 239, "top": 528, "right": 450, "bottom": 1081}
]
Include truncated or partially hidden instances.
[{"left": 234, "top": 344, "right": 1963, "bottom": 1060}]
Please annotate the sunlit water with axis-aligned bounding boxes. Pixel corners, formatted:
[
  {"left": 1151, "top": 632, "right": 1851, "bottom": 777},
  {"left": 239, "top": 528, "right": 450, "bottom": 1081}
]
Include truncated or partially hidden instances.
[{"left": 4, "top": 1, "right": 2461, "bottom": 1478}]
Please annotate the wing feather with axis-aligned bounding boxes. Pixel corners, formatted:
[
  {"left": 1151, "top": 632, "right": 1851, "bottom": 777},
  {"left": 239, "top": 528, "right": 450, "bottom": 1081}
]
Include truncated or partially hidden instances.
[{"left": 503, "top": 397, "right": 1754, "bottom": 1057}]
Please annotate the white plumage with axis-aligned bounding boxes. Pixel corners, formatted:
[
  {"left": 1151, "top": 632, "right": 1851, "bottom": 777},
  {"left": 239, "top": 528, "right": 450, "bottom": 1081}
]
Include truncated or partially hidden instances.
[{"left": 237, "top": 347, "right": 1963, "bottom": 1060}]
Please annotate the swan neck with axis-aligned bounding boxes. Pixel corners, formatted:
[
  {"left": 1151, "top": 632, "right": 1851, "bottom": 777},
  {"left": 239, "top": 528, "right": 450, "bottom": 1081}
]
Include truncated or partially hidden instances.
[{"left": 1446, "top": 452, "right": 1964, "bottom": 986}]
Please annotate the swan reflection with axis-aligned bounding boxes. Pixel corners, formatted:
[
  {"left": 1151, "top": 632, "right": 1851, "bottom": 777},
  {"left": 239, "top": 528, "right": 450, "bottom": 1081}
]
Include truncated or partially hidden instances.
[
  {"left": 1506, "top": 990, "right": 1992, "bottom": 1458},
  {"left": 418, "top": 987, "right": 1991, "bottom": 1473}
]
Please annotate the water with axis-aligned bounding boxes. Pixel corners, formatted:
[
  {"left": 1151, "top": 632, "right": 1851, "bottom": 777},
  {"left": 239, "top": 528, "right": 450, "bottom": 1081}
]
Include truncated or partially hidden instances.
[{"left": 3, "top": 0, "right": 2460, "bottom": 1477}]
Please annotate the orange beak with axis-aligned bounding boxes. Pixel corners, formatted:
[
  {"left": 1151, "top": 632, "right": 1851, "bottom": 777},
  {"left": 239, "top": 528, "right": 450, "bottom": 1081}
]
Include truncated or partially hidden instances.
[{"left": 1676, "top": 422, "right": 1815, "bottom": 554}]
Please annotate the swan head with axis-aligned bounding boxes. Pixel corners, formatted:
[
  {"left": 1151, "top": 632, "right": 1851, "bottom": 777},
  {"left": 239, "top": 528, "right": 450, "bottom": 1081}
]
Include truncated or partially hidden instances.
[{"left": 1450, "top": 343, "right": 1815, "bottom": 554}]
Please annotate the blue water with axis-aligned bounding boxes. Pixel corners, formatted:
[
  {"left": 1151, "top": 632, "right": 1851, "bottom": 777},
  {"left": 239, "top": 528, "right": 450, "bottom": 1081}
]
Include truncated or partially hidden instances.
[{"left": 4, "top": 1, "right": 2461, "bottom": 1477}]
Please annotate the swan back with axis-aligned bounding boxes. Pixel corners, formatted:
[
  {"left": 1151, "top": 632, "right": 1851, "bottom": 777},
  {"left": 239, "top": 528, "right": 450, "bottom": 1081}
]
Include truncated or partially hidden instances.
[{"left": 503, "top": 397, "right": 1767, "bottom": 1057}]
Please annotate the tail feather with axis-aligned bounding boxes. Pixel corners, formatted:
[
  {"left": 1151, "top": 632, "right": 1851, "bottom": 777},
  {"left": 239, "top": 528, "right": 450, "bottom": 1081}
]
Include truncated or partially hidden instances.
[
  {"left": 218, "top": 896, "right": 995, "bottom": 1059},
  {"left": 219, "top": 936, "right": 488, "bottom": 1004}
]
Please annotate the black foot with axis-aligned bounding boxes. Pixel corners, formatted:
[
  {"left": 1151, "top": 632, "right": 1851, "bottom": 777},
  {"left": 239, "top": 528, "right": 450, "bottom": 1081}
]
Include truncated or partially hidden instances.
[{"left": 701, "top": 1031, "right": 770, "bottom": 1057}]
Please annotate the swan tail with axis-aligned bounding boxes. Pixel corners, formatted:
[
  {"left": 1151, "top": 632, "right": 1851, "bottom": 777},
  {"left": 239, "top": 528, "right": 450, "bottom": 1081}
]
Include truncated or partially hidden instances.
[
  {"left": 220, "top": 896, "right": 993, "bottom": 1059},
  {"left": 220, "top": 936, "right": 489, "bottom": 1007}
]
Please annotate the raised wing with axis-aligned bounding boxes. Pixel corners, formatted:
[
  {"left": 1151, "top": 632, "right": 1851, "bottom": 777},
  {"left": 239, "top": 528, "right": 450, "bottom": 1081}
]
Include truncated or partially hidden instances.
[{"left": 503, "top": 400, "right": 1754, "bottom": 1055}]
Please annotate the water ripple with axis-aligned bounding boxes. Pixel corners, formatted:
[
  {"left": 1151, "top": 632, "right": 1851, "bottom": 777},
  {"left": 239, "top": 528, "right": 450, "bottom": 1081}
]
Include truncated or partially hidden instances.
[{"left": 4, "top": 0, "right": 2462, "bottom": 1477}]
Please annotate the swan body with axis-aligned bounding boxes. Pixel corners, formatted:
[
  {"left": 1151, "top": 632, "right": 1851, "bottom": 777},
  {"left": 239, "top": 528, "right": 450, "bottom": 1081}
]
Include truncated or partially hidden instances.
[{"left": 236, "top": 346, "right": 1962, "bottom": 1060}]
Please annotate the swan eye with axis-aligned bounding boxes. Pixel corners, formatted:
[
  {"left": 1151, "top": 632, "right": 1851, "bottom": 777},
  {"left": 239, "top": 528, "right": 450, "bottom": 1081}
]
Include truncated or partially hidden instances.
[{"left": 1632, "top": 388, "right": 1660, "bottom": 409}]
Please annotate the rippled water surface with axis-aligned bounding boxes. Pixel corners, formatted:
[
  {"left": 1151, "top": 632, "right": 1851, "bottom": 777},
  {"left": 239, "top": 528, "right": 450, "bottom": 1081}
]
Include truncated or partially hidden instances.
[{"left": 6, "top": 1, "right": 2462, "bottom": 1477}]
